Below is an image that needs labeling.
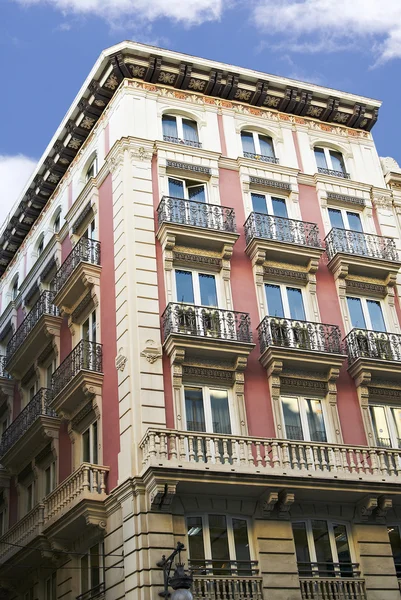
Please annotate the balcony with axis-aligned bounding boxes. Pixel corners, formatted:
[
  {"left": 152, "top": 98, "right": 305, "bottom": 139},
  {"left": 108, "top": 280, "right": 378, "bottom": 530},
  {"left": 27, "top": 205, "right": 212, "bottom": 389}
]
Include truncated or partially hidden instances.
[
  {"left": 0, "top": 356, "right": 13, "bottom": 403},
  {"left": 0, "top": 356, "right": 10, "bottom": 380},
  {"left": 244, "top": 212, "right": 323, "bottom": 268},
  {"left": 52, "top": 238, "right": 101, "bottom": 313},
  {"left": 345, "top": 329, "right": 401, "bottom": 382},
  {"left": 325, "top": 228, "right": 400, "bottom": 281},
  {"left": 257, "top": 316, "right": 345, "bottom": 375},
  {"left": 0, "top": 504, "right": 44, "bottom": 573},
  {"left": 317, "top": 167, "right": 350, "bottom": 179},
  {"left": 141, "top": 429, "right": 401, "bottom": 483},
  {"left": 51, "top": 340, "right": 103, "bottom": 418},
  {"left": 43, "top": 462, "right": 109, "bottom": 539},
  {"left": 299, "top": 563, "right": 366, "bottom": 600},
  {"left": 156, "top": 196, "right": 239, "bottom": 254},
  {"left": 5, "top": 291, "right": 62, "bottom": 378},
  {"left": 162, "top": 303, "right": 254, "bottom": 363},
  {"left": 191, "top": 560, "right": 263, "bottom": 600},
  {"left": 0, "top": 388, "right": 60, "bottom": 471},
  {"left": 163, "top": 135, "right": 202, "bottom": 148},
  {"left": 76, "top": 583, "right": 105, "bottom": 600},
  {"left": 243, "top": 151, "right": 279, "bottom": 165}
]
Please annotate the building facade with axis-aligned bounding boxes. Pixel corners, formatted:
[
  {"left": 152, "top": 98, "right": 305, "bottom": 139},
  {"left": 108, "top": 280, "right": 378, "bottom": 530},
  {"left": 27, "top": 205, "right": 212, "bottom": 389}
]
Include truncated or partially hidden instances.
[{"left": 0, "top": 41, "right": 401, "bottom": 600}]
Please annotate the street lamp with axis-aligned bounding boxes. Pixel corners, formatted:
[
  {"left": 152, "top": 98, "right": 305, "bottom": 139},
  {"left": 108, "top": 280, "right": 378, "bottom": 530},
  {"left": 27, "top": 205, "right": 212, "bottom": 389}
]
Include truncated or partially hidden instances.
[{"left": 157, "top": 542, "right": 193, "bottom": 599}]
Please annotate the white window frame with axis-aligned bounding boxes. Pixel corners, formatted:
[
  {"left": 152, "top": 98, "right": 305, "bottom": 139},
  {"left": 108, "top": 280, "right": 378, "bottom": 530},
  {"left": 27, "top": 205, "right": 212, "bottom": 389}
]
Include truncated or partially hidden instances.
[
  {"left": 162, "top": 114, "right": 199, "bottom": 142},
  {"left": 327, "top": 207, "right": 364, "bottom": 232},
  {"left": 85, "top": 157, "right": 98, "bottom": 182},
  {"left": 182, "top": 385, "right": 238, "bottom": 436},
  {"left": 167, "top": 176, "right": 207, "bottom": 202},
  {"left": 174, "top": 269, "right": 221, "bottom": 308},
  {"left": 82, "top": 309, "right": 97, "bottom": 344},
  {"left": 280, "top": 395, "right": 329, "bottom": 443},
  {"left": 346, "top": 296, "right": 387, "bottom": 332},
  {"left": 80, "top": 542, "right": 104, "bottom": 595},
  {"left": 241, "top": 130, "right": 276, "bottom": 157},
  {"left": 264, "top": 283, "right": 308, "bottom": 320},
  {"left": 250, "top": 192, "right": 288, "bottom": 216},
  {"left": 44, "top": 460, "right": 57, "bottom": 496},
  {"left": 315, "top": 147, "right": 347, "bottom": 173},
  {"left": 369, "top": 403, "right": 401, "bottom": 449},
  {"left": 82, "top": 421, "right": 98, "bottom": 465}
]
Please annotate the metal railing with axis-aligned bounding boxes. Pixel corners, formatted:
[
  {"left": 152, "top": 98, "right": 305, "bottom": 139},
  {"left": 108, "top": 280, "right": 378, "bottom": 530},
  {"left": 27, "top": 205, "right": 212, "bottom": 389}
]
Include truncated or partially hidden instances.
[
  {"left": 6, "top": 291, "right": 59, "bottom": 360},
  {"left": 258, "top": 316, "right": 343, "bottom": 354},
  {"left": 189, "top": 560, "right": 260, "bottom": 577},
  {"left": 299, "top": 563, "right": 366, "bottom": 600},
  {"left": 345, "top": 329, "right": 401, "bottom": 364},
  {"left": 157, "top": 196, "right": 236, "bottom": 232},
  {"left": 51, "top": 238, "right": 101, "bottom": 295},
  {"left": 325, "top": 228, "right": 398, "bottom": 262},
  {"left": 317, "top": 167, "right": 350, "bottom": 179},
  {"left": 141, "top": 429, "right": 401, "bottom": 479},
  {"left": 0, "top": 356, "right": 10, "bottom": 379},
  {"left": 163, "top": 135, "right": 202, "bottom": 148},
  {"left": 244, "top": 212, "right": 322, "bottom": 247},
  {"left": 51, "top": 340, "right": 103, "bottom": 398},
  {"left": 243, "top": 151, "right": 279, "bottom": 164},
  {"left": 0, "top": 389, "right": 56, "bottom": 458},
  {"left": 76, "top": 583, "right": 105, "bottom": 600},
  {"left": 162, "top": 303, "right": 253, "bottom": 344}
]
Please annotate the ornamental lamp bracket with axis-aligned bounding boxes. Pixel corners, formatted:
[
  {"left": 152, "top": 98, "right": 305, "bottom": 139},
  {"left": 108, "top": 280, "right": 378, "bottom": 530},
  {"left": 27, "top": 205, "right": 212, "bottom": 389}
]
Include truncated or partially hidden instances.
[{"left": 157, "top": 542, "right": 193, "bottom": 599}]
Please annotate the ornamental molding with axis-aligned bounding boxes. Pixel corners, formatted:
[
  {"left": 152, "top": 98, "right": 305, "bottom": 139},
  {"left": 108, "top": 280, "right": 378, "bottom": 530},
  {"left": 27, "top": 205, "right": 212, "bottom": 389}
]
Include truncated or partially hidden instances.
[
  {"left": 115, "top": 348, "right": 128, "bottom": 372},
  {"left": 140, "top": 339, "right": 163, "bottom": 364},
  {"left": 326, "top": 191, "right": 365, "bottom": 207},
  {"left": 372, "top": 195, "right": 393, "bottom": 210},
  {"left": 173, "top": 251, "right": 221, "bottom": 269},
  {"left": 166, "top": 160, "right": 211, "bottom": 175},
  {"left": 368, "top": 385, "right": 401, "bottom": 397},
  {"left": 345, "top": 280, "right": 386, "bottom": 297},
  {"left": 183, "top": 365, "right": 234, "bottom": 382},
  {"left": 263, "top": 266, "right": 308, "bottom": 283},
  {"left": 280, "top": 376, "right": 327, "bottom": 390},
  {"left": 249, "top": 176, "right": 291, "bottom": 191}
]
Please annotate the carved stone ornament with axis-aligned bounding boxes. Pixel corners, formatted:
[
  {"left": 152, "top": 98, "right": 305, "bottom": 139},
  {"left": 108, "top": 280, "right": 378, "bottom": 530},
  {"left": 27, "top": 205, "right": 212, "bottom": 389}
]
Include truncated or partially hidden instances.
[
  {"left": 140, "top": 340, "right": 163, "bottom": 364},
  {"left": 262, "top": 492, "right": 279, "bottom": 515},
  {"left": 372, "top": 195, "right": 393, "bottom": 210},
  {"left": 131, "top": 146, "right": 153, "bottom": 162},
  {"left": 326, "top": 191, "right": 365, "bottom": 208},
  {"left": 166, "top": 160, "right": 211, "bottom": 175},
  {"left": 249, "top": 176, "right": 291, "bottom": 192},
  {"left": 278, "top": 491, "right": 295, "bottom": 519},
  {"left": 380, "top": 156, "right": 401, "bottom": 175},
  {"left": 357, "top": 496, "right": 378, "bottom": 521},
  {"left": 115, "top": 348, "right": 128, "bottom": 372}
]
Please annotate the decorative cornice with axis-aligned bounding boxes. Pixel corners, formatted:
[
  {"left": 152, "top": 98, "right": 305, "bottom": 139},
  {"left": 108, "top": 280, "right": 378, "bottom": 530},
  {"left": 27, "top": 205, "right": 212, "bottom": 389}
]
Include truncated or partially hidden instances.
[
  {"left": 346, "top": 280, "right": 386, "bottom": 297},
  {"left": 263, "top": 266, "right": 308, "bottom": 282},
  {"left": 173, "top": 251, "right": 221, "bottom": 268},
  {"left": 183, "top": 365, "right": 233, "bottom": 382},
  {"left": 249, "top": 176, "right": 291, "bottom": 191},
  {"left": 166, "top": 160, "right": 211, "bottom": 175},
  {"left": 326, "top": 191, "right": 365, "bottom": 207},
  {"left": 368, "top": 386, "right": 401, "bottom": 398},
  {"left": 280, "top": 376, "right": 327, "bottom": 390}
]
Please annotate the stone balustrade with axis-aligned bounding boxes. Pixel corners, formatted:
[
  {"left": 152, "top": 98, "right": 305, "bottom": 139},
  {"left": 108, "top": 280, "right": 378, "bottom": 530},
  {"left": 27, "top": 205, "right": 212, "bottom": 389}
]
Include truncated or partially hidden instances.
[
  {"left": 299, "top": 576, "right": 366, "bottom": 600},
  {"left": 0, "top": 504, "right": 44, "bottom": 561},
  {"left": 192, "top": 575, "right": 263, "bottom": 600}
]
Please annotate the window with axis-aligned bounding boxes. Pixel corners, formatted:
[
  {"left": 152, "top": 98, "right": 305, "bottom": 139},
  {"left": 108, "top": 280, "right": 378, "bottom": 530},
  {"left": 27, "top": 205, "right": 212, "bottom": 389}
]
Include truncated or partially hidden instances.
[
  {"left": 81, "top": 543, "right": 104, "bottom": 596},
  {"left": 53, "top": 213, "right": 61, "bottom": 234},
  {"left": 82, "top": 310, "right": 97, "bottom": 344},
  {"left": 83, "top": 421, "right": 98, "bottom": 464},
  {"left": 387, "top": 526, "right": 401, "bottom": 577},
  {"left": 45, "top": 461, "right": 57, "bottom": 496},
  {"left": 241, "top": 131, "right": 276, "bottom": 161},
  {"left": 45, "top": 573, "right": 57, "bottom": 600},
  {"left": 370, "top": 405, "right": 401, "bottom": 449},
  {"left": 346, "top": 297, "right": 386, "bottom": 332},
  {"left": 85, "top": 157, "right": 98, "bottom": 181},
  {"left": 175, "top": 270, "right": 218, "bottom": 307},
  {"left": 162, "top": 115, "right": 200, "bottom": 147},
  {"left": 328, "top": 208, "right": 363, "bottom": 233},
  {"left": 281, "top": 396, "right": 327, "bottom": 442},
  {"left": 81, "top": 218, "right": 96, "bottom": 241},
  {"left": 168, "top": 177, "right": 206, "bottom": 203},
  {"left": 265, "top": 284, "right": 306, "bottom": 320},
  {"left": 187, "top": 514, "right": 252, "bottom": 575},
  {"left": 184, "top": 386, "right": 233, "bottom": 435},
  {"left": 314, "top": 147, "right": 347, "bottom": 176},
  {"left": 293, "top": 520, "right": 354, "bottom": 578},
  {"left": 26, "top": 481, "right": 35, "bottom": 513},
  {"left": 251, "top": 193, "right": 287, "bottom": 217},
  {"left": 37, "top": 236, "right": 44, "bottom": 257},
  {"left": 11, "top": 277, "right": 19, "bottom": 301},
  {"left": 46, "top": 359, "right": 57, "bottom": 390}
]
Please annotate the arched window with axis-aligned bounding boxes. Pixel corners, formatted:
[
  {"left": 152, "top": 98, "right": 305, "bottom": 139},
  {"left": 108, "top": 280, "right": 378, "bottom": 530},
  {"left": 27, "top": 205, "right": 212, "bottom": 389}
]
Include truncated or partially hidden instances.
[
  {"left": 162, "top": 114, "right": 201, "bottom": 148},
  {"left": 53, "top": 213, "right": 61, "bottom": 234},
  {"left": 241, "top": 130, "right": 277, "bottom": 163},
  {"left": 314, "top": 146, "right": 349, "bottom": 178},
  {"left": 85, "top": 157, "right": 98, "bottom": 182},
  {"left": 37, "top": 235, "right": 44, "bottom": 257},
  {"left": 11, "top": 277, "right": 19, "bottom": 301}
]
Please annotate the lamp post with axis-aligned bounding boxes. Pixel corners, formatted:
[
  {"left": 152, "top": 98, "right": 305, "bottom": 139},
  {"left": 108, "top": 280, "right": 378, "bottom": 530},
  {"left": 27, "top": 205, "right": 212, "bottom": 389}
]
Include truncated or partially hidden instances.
[{"left": 157, "top": 542, "right": 193, "bottom": 599}]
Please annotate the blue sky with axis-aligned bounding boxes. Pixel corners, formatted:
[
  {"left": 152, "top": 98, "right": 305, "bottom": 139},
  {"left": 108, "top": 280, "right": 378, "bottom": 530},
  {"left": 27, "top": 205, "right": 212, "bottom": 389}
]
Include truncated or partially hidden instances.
[{"left": 1, "top": 0, "right": 401, "bottom": 222}]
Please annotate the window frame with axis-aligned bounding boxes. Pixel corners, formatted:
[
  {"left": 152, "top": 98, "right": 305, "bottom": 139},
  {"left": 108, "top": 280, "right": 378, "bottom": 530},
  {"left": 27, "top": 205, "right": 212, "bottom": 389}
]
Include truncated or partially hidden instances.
[
  {"left": 85, "top": 157, "right": 98, "bottom": 182},
  {"left": 314, "top": 146, "right": 347, "bottom": 174},
  {"left": 346, "top": 295, "right": 387, "bottom": 332},
  {"left": 80, "top": 542, "right": 104, "bottom": 596},
  {"left": 250, "top": 192, "right": 288, "bottom": 217},
  {"left": 45, "top": 572, "right": 57, "bottom": 600},
  {"left": 182, "top": 384, "right": 238, "bottom": 436},
  {"left": 387, "top": 525, "right": 401, "bottom": 577},
  {"left": 264, "top": 282, "right": 308, "bottom": 321},
  {"left": 241, "top": 130, "right": 276, "bottom": 158},
  {"left": 167, "top": 176, "right": 207, "bottom": 202},
  {"left": 173, "top": 268, "right": 222, "bottom": 308},
  {"left": 82, "top": 420, "right": 99, "bottom": 465},
  {"left": 327, "top": 207, "right": 364, "bottom": 232},
  {"left": 280, "top": 394, "right": 329, "bottom": 443},
  {"left": 162, "top": 114, "right": 199, "bottom": 143},
  {"left": 369, "top": 403, "right": 401, "bottom": 449}
]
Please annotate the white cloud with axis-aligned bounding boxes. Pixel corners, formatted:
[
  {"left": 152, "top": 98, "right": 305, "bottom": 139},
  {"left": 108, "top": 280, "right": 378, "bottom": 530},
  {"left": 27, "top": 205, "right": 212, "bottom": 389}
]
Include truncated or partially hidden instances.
[
  {"left": 14, "top": 0, "right": 231, "bottom": 25},
  {"left": 0, "top": 155, "right": 36, "bottom": 229},
  {"left": 252, "top": 0, "right": 401, "bottom": 65}
]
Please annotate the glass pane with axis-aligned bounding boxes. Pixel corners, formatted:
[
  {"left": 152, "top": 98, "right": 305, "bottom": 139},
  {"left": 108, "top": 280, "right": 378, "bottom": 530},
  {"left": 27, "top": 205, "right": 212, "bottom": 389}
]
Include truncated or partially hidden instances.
[
  {"left": 314, "top": 147, "right": 327, "bottom": 169},
  {"left": 90, "top": 544, "right": 100, "bottom": 588},
  {"left": 241, "top": 131, "right": 255, "bottom": 154},
  {"left": 271, "top": 198, "right": 288, "bottom": 218},
  {"left": 176, "top": 270, "right": 194, "bottom": 303},
  {"left": 233, "top": 519, "right": 251, "bottom": 571},
  {"left": 81, "top": 554, "right": 89, "bottom": 592},
  {"left": 82, "top": 318, "right": 90, "bottom": 341},
  {"left": 183, "top": 119, "right": 199, "bottom": 143},
  {"left": 391, "top": 408, "right": 401, "bottom": 447},
  {"left": 388, "top": 526, "right": 401, "bottom": 577},
  {"left": 312, "top": 520, "right": 334, "bottom": 575},
  {"left": 187, "top": 516, "right": 205, "bottom": 568},
  {"left": 265, "top": 284, "right": 284, "bottom": 317},
  {"left": 92, "top": 422, "right": 98, "bottom": 464},
  {"left": 259, "top": 135, "right": 275, "bottom": 158},
  {"left": 210, "top": 390, "right": 231, "bottom": 434},
  {"left": 370, "top": 406, "right": 391, "bottom": 447},
  {"left": 347, "top": 212, "right": 363, "bottom": 232},
  {"left": 330, "top": 151, "right": 345, "bottom": 173},
  {"left": 188, "top": 185, "right": 205, "bottom": 203},
  {"left": 282, "top": 397, "right": 303, "bottom": 440},
  {"left": 305, "top": 399, "right": 327, "bottom": 442},
  {"left": 199, "top": 274, "right": 217, "bottom": 307},
  {"left": 83, "top": 429, "right": 90, "bottom": 462},
  {"left": 287, "top": 288, "right": 306, "bottom": 321},
  {"left": 209, "top": 515, "right": 230, "bottom": 573},
  {"left": 333, "top": 524, "right": 352, "bottom": 575},
  {"left": 185, "top": 387, "right": 206, "bottom": 432},
  {"left": 251, "top": 193, "right": 268, "bottom": 214},
  {"left": 347, "top": 297, "right": 366, "bottom": 329},
  {"left": 168, "top": 177, "right": 185, "bottom": 199},
  {"left": 162, "top": 115, "right": 178, "bottom": 138},
  {"left": 292, "top": 522, "right": 311, "bottom": 575},
  {"left": 367, "top": 300, "right": 386, "bottom": 332},
  {"left": 328, "top": 208, "right": 345, "bottom": 229}
]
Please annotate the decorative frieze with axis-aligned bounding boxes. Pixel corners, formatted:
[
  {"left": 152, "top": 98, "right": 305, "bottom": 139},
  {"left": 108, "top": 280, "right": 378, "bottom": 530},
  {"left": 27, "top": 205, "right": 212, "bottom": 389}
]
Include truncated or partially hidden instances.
[
  {"left": 183, "top": 365, "right": 234, "bottom": 382},
  {"left": 326, "top": 192, "right": 365, "bottom": 207},
  {"left": 346, "top": 280, "right": 387, "bottom": 297},
  {"left": 250, "top": 176, "right": 291, "bottom": 191},
  {"left": 280, "top": 376, "right": 327, "bottom": 391},
  {"left": 166, "top": 160, "right": 211, "bottom": 175},
  {"left": 263, "top": 266, "right": 308, "bottom": 283},
  {"left": 173, "top": 251, "right": 221, "bottom": 269}
]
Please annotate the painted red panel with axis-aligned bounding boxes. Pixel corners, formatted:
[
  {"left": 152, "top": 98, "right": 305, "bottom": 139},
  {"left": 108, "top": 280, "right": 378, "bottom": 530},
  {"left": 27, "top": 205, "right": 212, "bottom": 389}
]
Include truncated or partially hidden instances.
[
  {"left": 298, "top": 183, "right": 367, "bottom": 445},
  {"left": 98, "top": 173, "right": 120, "bottom": 490}
]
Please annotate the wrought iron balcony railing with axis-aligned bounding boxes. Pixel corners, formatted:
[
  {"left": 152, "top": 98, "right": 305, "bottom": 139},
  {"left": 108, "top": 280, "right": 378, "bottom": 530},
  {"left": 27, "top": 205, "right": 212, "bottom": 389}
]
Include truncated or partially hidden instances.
[
  {"left": 6, "top": 291, "right": 59, "bottom": 360},
  {"left": 325, "top": 227, "right": 398, "bottom": 262},
  {"left": 317, "top": 166, "right": 350, "bottom": 179},
  {"left": 244, "top": 212, "right": 322, "bottom": 247},
  {"left": 299, "top": 563, "right": 366, "bottom": 600},
  {"left": 258, "top": 316, "right": 343, "bottom": 355},
  {"left": 0, "top": 356, "right": 10, "bottom": 379},
  {"left": 0, "top": 389, "right": 56, "bottom": 458},
  {"left": 51, "top": 340, "right": 103, "bottom": 398},
  {"left": 191, "top": 561, "right": 263, "bottom": 600},
  {"left": 162, "top": 303, "right": 253, "bottom": 344},
  {"left": 157, "top": 196, "right": 236, "bottom": 233},
  {"left": 345, "top": 329, "right": 401, "bottom": 364},
  {"left": 76, "top": 583, "right": 105, "bottom": 600},
  {"left": 163, "top": 135, "right": 202, "bottom": 148},
  {"left": 51, "top": 238, "right": 101, "bottom": 295},
  {"left": 243, "top": 151, "right": 279, "bottom": 164}
]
